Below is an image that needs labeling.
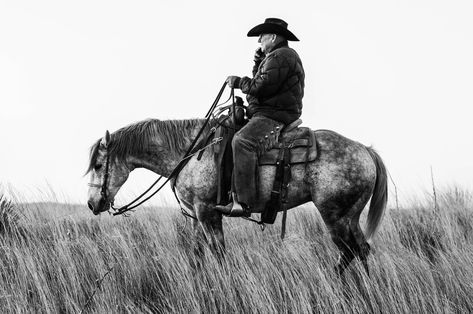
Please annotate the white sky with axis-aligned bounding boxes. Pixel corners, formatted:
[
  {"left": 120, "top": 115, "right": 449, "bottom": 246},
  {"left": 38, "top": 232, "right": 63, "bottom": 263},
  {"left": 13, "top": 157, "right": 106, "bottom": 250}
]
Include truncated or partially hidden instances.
[{"left": 0, "top": 0, "right": 472, "bottom": 205}]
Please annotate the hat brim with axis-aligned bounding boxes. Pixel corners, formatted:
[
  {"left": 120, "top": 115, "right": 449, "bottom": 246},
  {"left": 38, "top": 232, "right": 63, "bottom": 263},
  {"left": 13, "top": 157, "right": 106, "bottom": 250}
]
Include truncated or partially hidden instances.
[{"left": 247, "top": 23, "right": 299, "bottom": 41}]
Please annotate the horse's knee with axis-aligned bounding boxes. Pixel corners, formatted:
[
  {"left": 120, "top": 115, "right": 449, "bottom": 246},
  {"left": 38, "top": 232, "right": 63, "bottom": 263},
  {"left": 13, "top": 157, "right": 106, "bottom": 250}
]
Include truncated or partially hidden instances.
[{"left": 197, "top": 215, "right": 226, "bottom": 252}]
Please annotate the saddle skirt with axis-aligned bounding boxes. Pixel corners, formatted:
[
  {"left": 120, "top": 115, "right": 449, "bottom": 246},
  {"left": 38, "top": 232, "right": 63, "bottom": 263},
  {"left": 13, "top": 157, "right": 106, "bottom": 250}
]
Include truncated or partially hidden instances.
[{"left": 258, "top": 119, "right": 318, "bottom": 166}]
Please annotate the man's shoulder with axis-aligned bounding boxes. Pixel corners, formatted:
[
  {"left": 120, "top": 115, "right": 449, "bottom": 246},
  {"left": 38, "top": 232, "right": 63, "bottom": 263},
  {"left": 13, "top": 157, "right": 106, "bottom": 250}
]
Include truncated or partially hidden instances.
[{"left": 269, "top": 47, "right": 299, "bottom": 60}]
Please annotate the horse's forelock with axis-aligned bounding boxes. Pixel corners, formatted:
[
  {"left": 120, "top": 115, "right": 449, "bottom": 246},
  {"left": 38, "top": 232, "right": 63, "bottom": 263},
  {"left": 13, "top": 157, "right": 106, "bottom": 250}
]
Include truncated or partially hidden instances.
[{"left": 86, "top": 139, "right": 102, "bottom": 175}]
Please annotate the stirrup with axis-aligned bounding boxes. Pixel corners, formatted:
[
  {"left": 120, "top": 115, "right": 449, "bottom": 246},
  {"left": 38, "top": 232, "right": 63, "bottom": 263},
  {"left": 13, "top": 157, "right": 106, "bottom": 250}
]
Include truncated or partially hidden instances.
[{"left": 215, "top": 203, "right": 251, "bottom": 217}]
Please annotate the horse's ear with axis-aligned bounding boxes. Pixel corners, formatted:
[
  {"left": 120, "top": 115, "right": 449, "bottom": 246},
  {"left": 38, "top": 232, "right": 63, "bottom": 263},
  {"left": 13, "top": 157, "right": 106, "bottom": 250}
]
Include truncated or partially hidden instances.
[{"left": 100, "top": 130, "right": 111, "bottom": 148}]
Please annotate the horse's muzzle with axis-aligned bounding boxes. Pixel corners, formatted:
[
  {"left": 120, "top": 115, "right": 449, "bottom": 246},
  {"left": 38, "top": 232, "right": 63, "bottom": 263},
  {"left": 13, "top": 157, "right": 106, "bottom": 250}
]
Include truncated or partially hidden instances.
[{"left": 87, "top": 197, "right": 110, "bottom": 215}]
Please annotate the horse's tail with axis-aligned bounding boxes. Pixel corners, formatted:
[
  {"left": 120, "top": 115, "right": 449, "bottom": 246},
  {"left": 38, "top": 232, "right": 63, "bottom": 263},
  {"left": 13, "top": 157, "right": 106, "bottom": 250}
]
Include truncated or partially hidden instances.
[{"left": 364, "top": 147, "right": 388, "bottom": 240}]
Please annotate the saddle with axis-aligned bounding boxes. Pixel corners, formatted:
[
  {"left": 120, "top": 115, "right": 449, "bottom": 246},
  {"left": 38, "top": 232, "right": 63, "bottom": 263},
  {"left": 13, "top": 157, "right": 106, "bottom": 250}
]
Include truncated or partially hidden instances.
[
  {"left": 259, "top": 119, "right": 317, "bottom": 166},
  {"left": 258, "top": 119, "right": 317, "bottom": 224},
  {"left": 210, "top": 99, "right": 318, "bottom": 225}
]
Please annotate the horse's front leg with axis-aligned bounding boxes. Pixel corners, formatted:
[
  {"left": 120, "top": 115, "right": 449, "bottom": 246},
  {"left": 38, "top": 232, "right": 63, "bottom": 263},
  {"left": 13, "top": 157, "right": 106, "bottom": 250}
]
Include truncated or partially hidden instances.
[
  {"left": 191, "top": 217, "right": 206, "bottom": 258},
  {"left": 195, "top": 201, "right": 225, "bottom": 255}
]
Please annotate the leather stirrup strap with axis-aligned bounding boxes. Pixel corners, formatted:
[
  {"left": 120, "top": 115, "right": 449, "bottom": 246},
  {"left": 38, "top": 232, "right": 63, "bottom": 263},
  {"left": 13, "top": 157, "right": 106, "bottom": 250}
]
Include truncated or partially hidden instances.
[{"left": 280, "top": 146, "right": 291, "bottom": 239}]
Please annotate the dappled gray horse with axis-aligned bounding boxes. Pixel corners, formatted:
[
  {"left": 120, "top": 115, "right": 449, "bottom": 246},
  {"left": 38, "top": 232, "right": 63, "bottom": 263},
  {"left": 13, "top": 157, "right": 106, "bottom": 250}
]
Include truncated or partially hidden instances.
[{"left": 86, "top": 118, "right": 387, "bottom": 274}]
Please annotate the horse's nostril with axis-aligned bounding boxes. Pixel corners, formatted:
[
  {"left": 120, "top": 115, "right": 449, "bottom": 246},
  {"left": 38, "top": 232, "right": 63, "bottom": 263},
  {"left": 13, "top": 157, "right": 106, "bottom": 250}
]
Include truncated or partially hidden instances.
[{"left": 87, "top": 201, "right": 94, "bottom": 211}]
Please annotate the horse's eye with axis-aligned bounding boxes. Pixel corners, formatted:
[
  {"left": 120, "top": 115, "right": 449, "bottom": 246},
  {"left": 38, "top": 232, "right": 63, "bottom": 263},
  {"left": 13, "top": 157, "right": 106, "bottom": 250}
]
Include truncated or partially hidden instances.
[{"left": 94, "top": 164, "right": 102, "bottom": 171}]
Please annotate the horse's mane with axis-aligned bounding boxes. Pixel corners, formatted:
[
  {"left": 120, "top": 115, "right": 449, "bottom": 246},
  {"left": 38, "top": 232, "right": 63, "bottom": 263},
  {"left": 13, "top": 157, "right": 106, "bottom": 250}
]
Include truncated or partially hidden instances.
[{"left": 86, "top": 118, "right": 205, "bottom": 174}]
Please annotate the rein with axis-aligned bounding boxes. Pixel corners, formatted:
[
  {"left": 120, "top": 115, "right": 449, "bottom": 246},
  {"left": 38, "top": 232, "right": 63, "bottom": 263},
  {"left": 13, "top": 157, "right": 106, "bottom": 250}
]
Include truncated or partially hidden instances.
[{"left": 107, "top": 81, "right": 230, "bottom": 216}]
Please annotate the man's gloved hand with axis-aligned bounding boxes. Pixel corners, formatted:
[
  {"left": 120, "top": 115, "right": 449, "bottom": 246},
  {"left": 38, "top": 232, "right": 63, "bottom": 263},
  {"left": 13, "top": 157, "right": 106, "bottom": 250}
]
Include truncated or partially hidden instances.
[
  {"left": 226, "top": 76, "right": 241, "bottom": 89},
  {"left": 252, "top": 48, "right": 265, "bottom": 76},
  {"left": 254, "top": 48, "right": 265, "bottom": 63}
]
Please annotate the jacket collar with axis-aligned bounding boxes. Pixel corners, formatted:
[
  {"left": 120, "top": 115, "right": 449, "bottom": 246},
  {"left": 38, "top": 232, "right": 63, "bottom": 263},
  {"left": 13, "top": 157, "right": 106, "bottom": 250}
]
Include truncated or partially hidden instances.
[{"left": 267, "top": 41, "right": 289, "bottom": 54}]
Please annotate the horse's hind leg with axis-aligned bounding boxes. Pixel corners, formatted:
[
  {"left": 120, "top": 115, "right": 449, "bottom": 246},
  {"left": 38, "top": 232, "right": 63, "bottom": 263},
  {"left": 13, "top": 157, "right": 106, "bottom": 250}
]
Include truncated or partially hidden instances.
[
  {"left": 350, "top": 218, "right": 371, "bottom": 275},
  {"left": 325, "top": 217, "right": 357, "bottom": 276},
  {"left": 328, "top": 220, "right": 370, "bottom": 276},
  {"left": 319, "top": 197, "right": 372, "bottom": 276}
]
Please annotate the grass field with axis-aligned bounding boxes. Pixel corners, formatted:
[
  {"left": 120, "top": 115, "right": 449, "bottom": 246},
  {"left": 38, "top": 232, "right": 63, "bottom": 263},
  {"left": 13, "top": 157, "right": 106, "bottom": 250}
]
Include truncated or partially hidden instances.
[{"left": 0, "top": 187, "right": 472, "bottom": 313}]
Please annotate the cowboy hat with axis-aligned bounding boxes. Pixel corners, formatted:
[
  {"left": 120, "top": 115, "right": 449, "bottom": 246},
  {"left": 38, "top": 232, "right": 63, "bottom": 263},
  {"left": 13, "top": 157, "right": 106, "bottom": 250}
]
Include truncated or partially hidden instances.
[{"left": 247, "top": 18, "right": 299, "bottom": 41}]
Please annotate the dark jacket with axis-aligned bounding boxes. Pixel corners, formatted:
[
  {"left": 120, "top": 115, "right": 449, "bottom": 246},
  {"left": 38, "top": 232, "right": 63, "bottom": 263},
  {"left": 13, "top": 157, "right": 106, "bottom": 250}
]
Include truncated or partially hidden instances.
[{"left": 235, "top": 42, "right": 305, "bottom": 125}]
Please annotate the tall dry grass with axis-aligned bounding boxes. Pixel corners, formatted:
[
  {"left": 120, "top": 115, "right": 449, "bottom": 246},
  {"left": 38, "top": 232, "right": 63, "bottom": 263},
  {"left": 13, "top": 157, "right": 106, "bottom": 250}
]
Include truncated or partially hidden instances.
[{"left": 0, "top": 187, "right": 472, "bottom": 313}]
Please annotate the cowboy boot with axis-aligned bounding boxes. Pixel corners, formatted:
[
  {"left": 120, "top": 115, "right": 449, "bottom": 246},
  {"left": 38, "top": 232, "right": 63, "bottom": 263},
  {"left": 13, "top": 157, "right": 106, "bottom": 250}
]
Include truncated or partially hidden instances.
[{"left": 215, "top": 195, "right": 251, "bottom": 217}]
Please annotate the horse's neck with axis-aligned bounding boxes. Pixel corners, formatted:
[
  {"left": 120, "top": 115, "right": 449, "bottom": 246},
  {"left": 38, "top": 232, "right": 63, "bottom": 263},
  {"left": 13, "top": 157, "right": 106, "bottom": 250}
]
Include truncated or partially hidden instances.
[
  {"left": 127, "top": 151, "right": 176, "bottom": 177},
  {"left": 126, "top": 120, "right": 205, "bottom": 177}
]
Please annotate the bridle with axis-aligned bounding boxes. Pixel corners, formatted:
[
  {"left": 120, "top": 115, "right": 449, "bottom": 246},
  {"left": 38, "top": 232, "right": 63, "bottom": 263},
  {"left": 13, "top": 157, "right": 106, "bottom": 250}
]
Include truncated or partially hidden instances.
[{"left": 87, "top": 149, "right": 117, "bottom": 207}]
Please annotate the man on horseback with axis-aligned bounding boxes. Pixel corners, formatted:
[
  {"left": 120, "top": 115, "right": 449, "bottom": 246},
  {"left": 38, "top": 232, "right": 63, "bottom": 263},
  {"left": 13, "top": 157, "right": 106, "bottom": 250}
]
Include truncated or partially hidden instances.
[{"left": 216, "top": 18, "right": 305, "bottom": 216}]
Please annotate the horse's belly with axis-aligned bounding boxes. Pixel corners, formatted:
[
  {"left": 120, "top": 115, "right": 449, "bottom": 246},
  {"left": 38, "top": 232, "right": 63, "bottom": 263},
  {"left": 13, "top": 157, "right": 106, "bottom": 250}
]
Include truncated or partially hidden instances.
[{"left": 257, "top": 163, "right": 312, "bottom": 212}]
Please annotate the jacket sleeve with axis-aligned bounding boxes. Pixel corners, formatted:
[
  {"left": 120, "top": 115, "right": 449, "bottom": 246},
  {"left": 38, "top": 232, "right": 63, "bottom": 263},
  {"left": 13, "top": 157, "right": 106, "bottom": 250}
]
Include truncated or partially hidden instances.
[
  {"left": 238, "top": 53, "right": 289, "bottom": 98},
  {"left": 252, "top": 61, "right": 260, "bottom": 77}
]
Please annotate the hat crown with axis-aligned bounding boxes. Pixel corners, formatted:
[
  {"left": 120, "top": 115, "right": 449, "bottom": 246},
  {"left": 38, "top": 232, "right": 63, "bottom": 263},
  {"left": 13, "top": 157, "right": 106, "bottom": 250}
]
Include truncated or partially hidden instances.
[
  {"left": 247, "top": 17, "right": 299, "bottom": 41},
  {"left": 264, "top": 18, "right": 288, "bottom": 29}
]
